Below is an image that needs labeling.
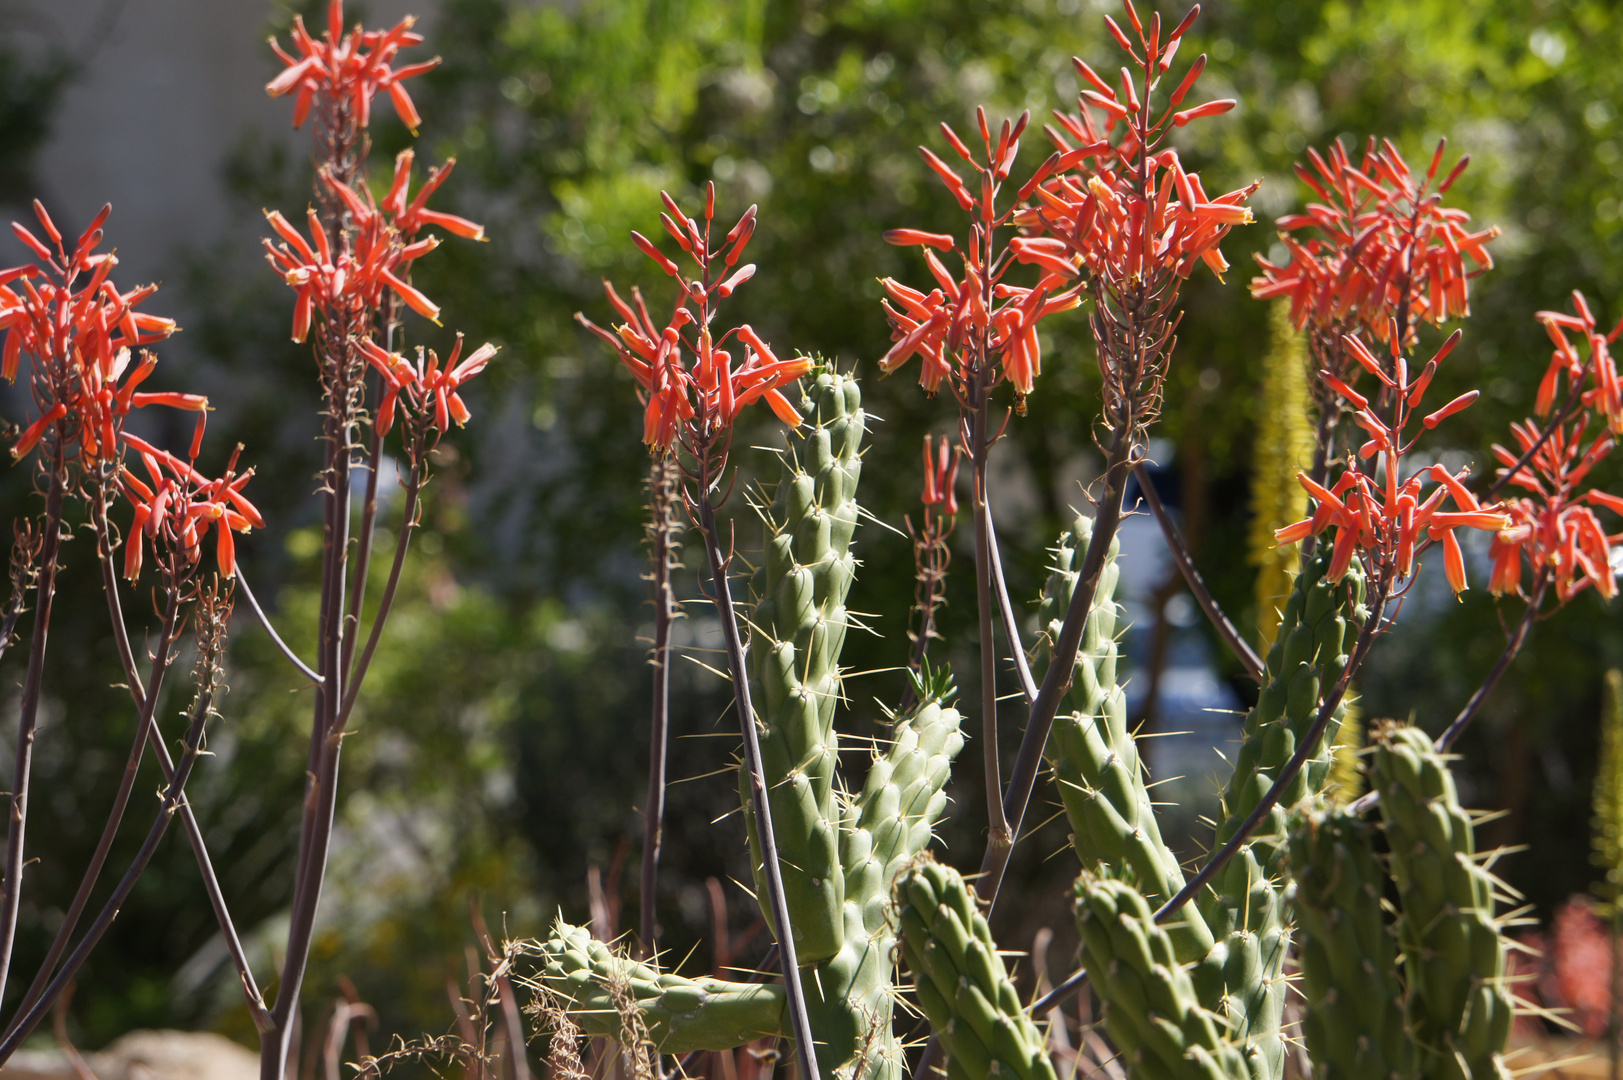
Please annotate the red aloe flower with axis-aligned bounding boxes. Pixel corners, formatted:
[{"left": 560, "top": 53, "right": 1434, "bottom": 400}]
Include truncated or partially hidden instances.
[
  {"left": 266, "top": 0, "right": 439, "bottom": 133},
  {"left": 262, "top": 161, "right": 482, "bottom": 341},
  {"left": 0, "top": 202, "right": 203, "bottom": 464},
  {"left": 120, "top": 434, "right": 262, "bottom": 580},
  {"left": 1276, "top": 329, "right": 1508, "bottom": 594},
  {"left": 1487, "top": 414, "right": 1622, "bottom": 602},
  {"left": 1251, "top": 137, "right": 1499, "bottom": 346},
  {"left": 920, "top": 432, "right": 961, "bottom": 516},
  {"left": 877, "top": 108, "right": 1084, "bottom": 407},
  {"left": 1532, "top": 290, "right": 1623, "bottom": 430},
  {"left": 358, "top": 334, "right": 497, "bottom": 436},
  {"left": 576, "top": 188, "right": 813, "bottom": 451}
]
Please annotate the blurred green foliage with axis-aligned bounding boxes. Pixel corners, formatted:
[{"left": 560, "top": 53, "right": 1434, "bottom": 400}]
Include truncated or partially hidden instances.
[{"left": 2, "top": 0, "right": 1623, "bottom": 1061}]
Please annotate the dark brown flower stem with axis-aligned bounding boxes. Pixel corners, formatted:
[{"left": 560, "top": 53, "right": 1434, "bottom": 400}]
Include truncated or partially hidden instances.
[
  {"left": 970, "top": 388, "right": 1013, "bottom": 864},
  {"left": 342, "top": 398, "right": 385, "bottom": 683},
  {"left": 1132, "top": 462, "right": 1264, "bottom": 681},
  {"left": 975, "top": 423, "right": 1135, "bottom": 907},
  {"left": 0, "top": 687, "right": 216, "bottom": 1064},
  {"left": 641, "top": 457, "right": 678, "bottom": 958},
  {"left": 1153, "top": 588, "right": 1387, "bottom": 925},
  {"left": 3, "top": 585, "right": 181, "bottom": 1040},
  {"left": 81, "top": 501, "right": 272, "bottom": 1031},
  {"left": 267, "top": 405, "right": 355, "bottom": 1078},
  {"left": 338, "top": 461, "right": 423, "bottom": 723},
  {"left": 692, "top": 483, "right": 821, "bottom": 1080},
  {"left": 0, "top": 450, "right": 66, "bottom": 1007}
]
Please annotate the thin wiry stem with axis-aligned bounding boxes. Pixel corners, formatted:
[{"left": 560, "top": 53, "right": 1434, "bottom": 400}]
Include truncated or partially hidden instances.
[
  {"left": 971, "top": 389, "right": 1013, "bottom": 871},
  {"left": 1132, "top": 462, "right": 1264, "bottom": 681},
  {"left": 984, "top": 501, "right": 1036, "bottom": 705},
  {"left": 694, "top": 478, "right": 821, "bottom": 1080},
  {"left": 1153, "top": 587, "right": 1387, "bottom": 925},
  {"left": 338, "top": 460, "right": 422, "bottom": 724},
  {"left": 0, "top": 686, "right": 217, "bottom": 1063},
  {"left": 641, "top": 456, "right": 679, "bottom": 957},
  {"left": 0, "top": 449, "right": 66, "bottom": 1006},
  {"left": 236, "top": 566, "right": 323, "bottom": 684}
]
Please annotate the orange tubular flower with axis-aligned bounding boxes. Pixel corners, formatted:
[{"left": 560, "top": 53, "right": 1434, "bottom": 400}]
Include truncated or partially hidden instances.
[
  {"left": 877, "top": 107, "right": 1085, "bottom": 409},
  {"left": 576, "top": 188, "right": 814, "bottom": 452},
  {"left": 1488, "top": 413, "right": 1623, "bottom": 603},
  {"left": 1250, "top": 137, "right": 1500, "bottom": 345},
  {"left": 1275, "top": 330, "right": 1508, "bottom": 594},
  {"left": 120, "top": 435, "right": 262, "bottom": 580},
  {"left": 1531, "top": 290, "right": 1623, "bottom": 431},
  {"left": 358, "top": 334, "right": 498, "bottom": 436},
  {"left": 0, "top": 202, "right": 217, "bottom": 467},
  {"left": 267, "top": 0, "right": 439, "bottom": 133}
]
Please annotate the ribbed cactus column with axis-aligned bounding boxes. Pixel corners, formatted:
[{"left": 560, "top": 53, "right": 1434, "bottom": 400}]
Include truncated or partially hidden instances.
[
  {"left": 1195, "top": 547, "right": 1364, "bottom": 1080},
  {"left": 1286, "top": 803, "right": 1413, "bottom": 1080},
  {"left": 533, "top": 924, "right": 786, "bottom": 1052},
  {"left": 744, "top": 371, "right": 864, "bottom": 965},
  {"left": 1036, "top": 516, "right": 1212, "bottom": 962},
  {"left": 1372, "top": 723, "right": 1513, "bottom": 1080},
  {"left": 896, "top": 858, "right": 1056, "bottom": 1080},
  {"left": 1074, "top": 875, "right": 1250, "bottom": 1080}
]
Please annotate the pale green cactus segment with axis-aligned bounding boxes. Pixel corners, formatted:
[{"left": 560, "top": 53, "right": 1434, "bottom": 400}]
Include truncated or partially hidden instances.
[
  {"left": 1074, "top": 875, "right": 1251, "bottom": 1080},
  {"left": 896, "top": 858, "right": 1057, "bottom": 1080},
  {"left": 1372, "top": 723, "right": 1513, "bottom": 1080},
  {"left": 1286, "top": 804, "right": 1415, "bottom": 1080},
  {"left": 1035, "top": 517, "right": 1202, "bottom": 949},
  {"left": 745, "top": 371, "right": 866, "bottom": 964},
  {"left": 1193, "top": 547, "right": 1365, "bottom": 1079},
  {"left": 802, "top": 673, "right": 965, "bottom": 1080},
  {"left": 535, "top": 922, "right": 786, "bottom": 1053}
]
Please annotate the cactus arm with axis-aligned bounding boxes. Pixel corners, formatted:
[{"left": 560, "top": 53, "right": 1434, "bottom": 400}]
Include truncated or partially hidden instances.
[
  {"left": 800, "top": 677, "right": 964, "bottom": 1080},
  {"left": 1176, "top": 547, "right": 1366, "bottom": 1079},
  {"left": 534, "top": 922, "right": 787, "bottom": 1053},
  {"left": 1074, "top": 874, "right": 1251, "bottom": 1080},
  {"left": 1372, "top": 724, "right": 1514, "bottom": 1080},
  {"left": 744, "top": 372, "right": 866, "bottom": 965},
  {"left": 1286, "top": 804, "right": 1415, "bottom": 1080},
  {"left": 1034, "top": 515, "right": 1213, "bottom": 962},
  {"left": 896, "top": 859, "right": 1058, "bottom": 1080}
]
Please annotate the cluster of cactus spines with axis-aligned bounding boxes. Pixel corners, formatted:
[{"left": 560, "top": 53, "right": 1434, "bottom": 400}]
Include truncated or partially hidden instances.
[
  {"left": 1074, "top": 875, "right": 1252, "bottom": 1080},
  {"left": 1035, "top": 517, "right": 1210, "bottom": 958},
  {"left": 1194, "top": 547, "right": 1365, "bottom": 1077},
  {"left": 1285, "top": 803, "right": 1414, "bottom": 1080},
  {"left": 896, "top": 858, "right": 1057, "bottom": 1080},
  {"left": 532, "top": 923, "right": 787, "bottom": 1052},
  {"left": 1371, "top": 723, "right": 1514, "bottom": 1080},
  {"left": 742, "top": 370, "right": 866, "bottom": 964},
  {"left": 538, "top": 373, "right": 965, "bottom": 1078}
]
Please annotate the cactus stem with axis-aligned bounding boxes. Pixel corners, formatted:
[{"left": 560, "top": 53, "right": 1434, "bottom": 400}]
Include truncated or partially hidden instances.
[{"left": 694, "top": 484, "right": 823, "bottom": 1080}]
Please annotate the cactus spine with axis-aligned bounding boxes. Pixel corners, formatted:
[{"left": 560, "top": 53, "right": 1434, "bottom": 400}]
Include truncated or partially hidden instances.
[
  {"left": 896, "top": 858, "right": 1056, "bottom": 1080},
  {"left": 1372, "top": 723, "right": 1513, "bottom": 1080}
]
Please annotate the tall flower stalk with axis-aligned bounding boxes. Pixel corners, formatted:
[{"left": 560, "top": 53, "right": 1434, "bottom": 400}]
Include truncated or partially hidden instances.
[{"left": 578, "top": 184, "right": 821, "bottom": 1080}]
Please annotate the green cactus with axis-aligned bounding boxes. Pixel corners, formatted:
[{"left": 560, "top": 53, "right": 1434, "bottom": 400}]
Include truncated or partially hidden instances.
[
  {"left": 536, "top": 372, "right": 964, "bottom": 1080},
  {"left": 1286, "top": 803, "right": 1414, "bottom": 1080},
  {"left": 896, "top": 858, "right": 1056, "bottom": 1080},
  {"left": 1193, "top": 546, "right": 1365, "bottom": 1079},
  {"left": 1372, "top": 723, "right": 1513, "bottom": 1080},
  {"left": 532, "top": 922, "right": 786, "bottom": 1052},
  {"left": 1036, "top": 515, "right": 1213, "bottom": 961},
  {"left": 1074, "top": 875, "right": 1251, "bottom": 1080}
]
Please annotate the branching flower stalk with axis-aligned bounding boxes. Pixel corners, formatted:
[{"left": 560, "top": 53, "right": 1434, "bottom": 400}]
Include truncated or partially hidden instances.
[{"left": 641, "top": 455, "right": 682, "bottom": 957}]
